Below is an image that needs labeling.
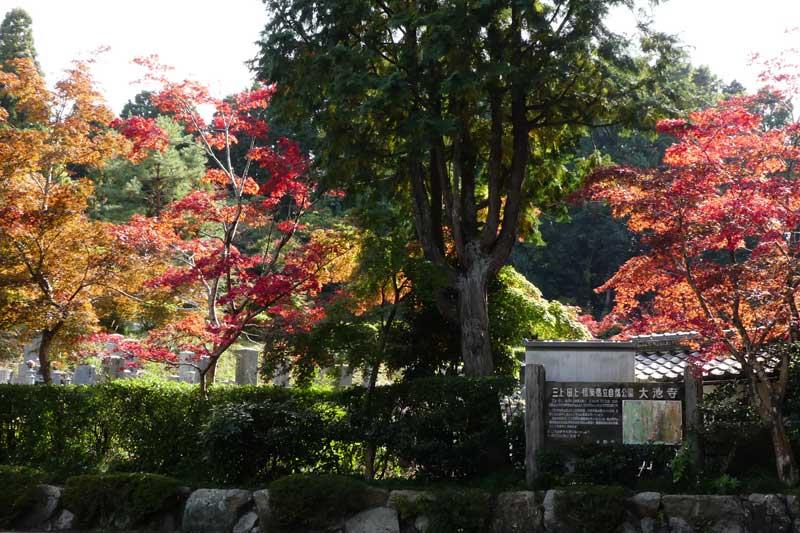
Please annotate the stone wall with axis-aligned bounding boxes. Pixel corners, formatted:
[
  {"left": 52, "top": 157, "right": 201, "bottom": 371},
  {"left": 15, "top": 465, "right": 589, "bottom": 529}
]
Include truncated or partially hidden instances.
[{"left": 9, "top": 485, "right": 800, "bottom": 532}]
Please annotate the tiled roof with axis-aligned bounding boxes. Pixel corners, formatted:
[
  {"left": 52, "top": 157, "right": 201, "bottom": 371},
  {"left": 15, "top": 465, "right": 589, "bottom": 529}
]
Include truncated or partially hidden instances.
[
  {"left": 636, "top": 349, "right": 735, "bottom": 381},
  {"left": 635, "top": 348, "right": 778, "bottom": 382}
]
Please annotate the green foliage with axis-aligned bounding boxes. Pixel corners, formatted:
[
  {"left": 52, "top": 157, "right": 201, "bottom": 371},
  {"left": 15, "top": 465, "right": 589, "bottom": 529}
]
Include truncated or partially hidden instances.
[
  {"left": 489, "top": 266, "right": 589, "bottom": 373},
  {"left": 703, "top": 474, "right": 741, "bottom": 495},
  {"left": 257, "top": 0, "right": 687, "bottom": 206},
  {"left": 340, "top": 376, "right": 517, "bottom": 479},
  {"left": 0, "top": 377, "right": 516, "bottom": 484},
  {"left": 120, "top": 90, "right": 159, "bottom": 119},
  {"left": 554, "top": 485, "right": 627, "bottom": 533},
  {"left": 395, "top": 489, "right": 492, "bottom": 533},
  {"left": 699, "top": 382, "right": 766, "bottom": 476},
  {"left": 199, "top": 394, "right": 349, "bottom": 484},
  {"left": 0, "top": 385, "right": 111, "bottom": 478},
  {"left": 268, "top": 474, "right": 375, "bottom": 531},
  {"left": 0, "top": 8, "right": 38, "bottom": 67},
  {"left": 670, "top": 441, "right": 698, "bottom": 487},
  {"left": 0, "top": 465, "right": 46, "bottom": 526},
  {"left": 534, "top": 444, "right": 675, "bottom": 489},
  {"left": 426, "top": 489, "right": 492, "bottom": 533},
  {"left": 510, "top": 204, "right": 637, "bottom": 318},
  {"left": 62, "top": 473, "right": 182, "bottom": 528},
  {"left": 92, "top": 116, "right": 206, "bottom": 221}
]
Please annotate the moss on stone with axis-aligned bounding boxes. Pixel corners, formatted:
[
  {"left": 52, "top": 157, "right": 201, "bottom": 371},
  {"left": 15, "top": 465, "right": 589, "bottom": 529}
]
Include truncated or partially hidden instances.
[
  {"left": 554, "top": 484, "right": 627, "bottom": 533},
  {"left": 62, "top": 472, "right": 182, "bottom": 528},
  {"left": 269, "top": 474, "right": 376, "bottom": 531},
  {"left": 0, "top": 465, "right": 47, "bottom": 526}
]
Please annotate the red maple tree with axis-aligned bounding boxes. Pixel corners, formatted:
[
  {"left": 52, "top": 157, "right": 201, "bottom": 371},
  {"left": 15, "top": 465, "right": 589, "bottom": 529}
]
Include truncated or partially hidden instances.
[
  {"left": 588, "top": 92, "right": 800, "bottom": 484},
  {"left": 112, "top": 59, "right": 345, "bottom": 391}
]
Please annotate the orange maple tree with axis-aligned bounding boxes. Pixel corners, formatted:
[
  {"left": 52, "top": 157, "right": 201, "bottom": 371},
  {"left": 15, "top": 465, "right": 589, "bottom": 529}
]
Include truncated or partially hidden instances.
[
  {"left": 0, "top": 57, "right": 143, "bottom": 383},
  {"left": 588, "top": 92, "right": 800, "bottom": 484}
]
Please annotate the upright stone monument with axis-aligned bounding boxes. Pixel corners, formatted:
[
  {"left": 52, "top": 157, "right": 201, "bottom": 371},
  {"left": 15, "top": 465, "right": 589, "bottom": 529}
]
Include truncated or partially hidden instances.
[
  {"left": 0, "top": 368, "right": 12, "bottom": 384},
  {"left": 338, "top": 365, "right": 353, "bottom": 387},
  {"left": 178, "top": 352, "right": 211, "bottom": 384},
  {"left": 22, "top": 336, "right": 41, "bottom": 364},
  {"left": 14, "top": 361, "right": 37, "bottom": 385},
  {"left": 51, "top": 370, "right": 69, "bottom": 385},
  {"left": 235, "top": 348, "right": 259, "bottom": 386},
  {"left": 102, "top": 356, "right": 126, "bottom": 381},
  {"left": 178, "top": 351, "right": 199, "bottom": 384},
  {"left": 73, "top": 364, "right": 97, "bottom": 385},
  {"left": 273, "top": 362, "right": 290, "bottom": 387}
]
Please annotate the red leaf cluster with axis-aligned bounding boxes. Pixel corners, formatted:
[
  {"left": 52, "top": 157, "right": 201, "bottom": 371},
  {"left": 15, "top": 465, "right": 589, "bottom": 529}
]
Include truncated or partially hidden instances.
[{"left": 588, "top": 93, "right": 800, "bottom": 361}]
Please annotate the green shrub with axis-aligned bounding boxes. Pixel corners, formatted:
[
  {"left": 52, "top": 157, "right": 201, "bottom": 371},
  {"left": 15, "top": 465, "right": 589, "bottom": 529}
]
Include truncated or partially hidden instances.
[
  {"left": 268, "top": 474, "right": 377, "bottom": 531},
  {"left": 704, "top": 474, "right": 741, "bottom": 495},
  {"left": 199, "top": 395, "right": 347, "bottom": 484},
  {"left": 533, "top": 449, "right": 567, "bottom": 488},
  {"left": 62, "top": 473, "right": 183, "bottom": 528},
  {"left": 0, "top": 465, "right": 47, "bottom": 526},
  {"left": 554, "top": 485, "right": 627, "bottom": 533},
  {"left": 340, "top": 376, "right": 517, "bottom": 479},
  {"left": 570, "top": 443, "right": 675, "bottom": 488},
  {"left": 396, "top": 488, "right": 492, "bottom": 533}
]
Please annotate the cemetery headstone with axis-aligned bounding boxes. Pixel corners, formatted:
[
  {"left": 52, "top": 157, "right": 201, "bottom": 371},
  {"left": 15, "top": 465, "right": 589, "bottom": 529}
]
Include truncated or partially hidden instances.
[
  {"left": 235, "top": 348, "right": 259, "bottom": 385},
  {"left": 273, "top": 362, "right": 290, "bottom": 387},
  {"left": 72, "top": 364, "right": 97, "bottom": 385},
  {"left": 178, "top": 352, "right": 211, "bottom": 384},
  {"left": 339, "top": 365, "right": 353, "bottom": 387},
  {"left": 14, "top": 360, "right": 38, "bottom": 385},
  {"left": 102, "top": 356, "right": 126, "bottom": 381},
  {"left": 178, "top": 351, "right": 199, "bottom": 383},
  {"left": 51, "top": 370, "right": 69, "bottom": 385},
  {"left": 22, "top": 335, "right": 41, "bottom": 363}
]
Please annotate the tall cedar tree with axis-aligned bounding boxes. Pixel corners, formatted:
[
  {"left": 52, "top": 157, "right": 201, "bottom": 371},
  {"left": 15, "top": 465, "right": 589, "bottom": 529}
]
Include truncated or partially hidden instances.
[
  {"left": 257, "top": 0, "right": 682, "bottom": 375},
  {"left": 0, "top": 9, "right": 38, "bottom": 68},
  {"left": 589, "top": 95, "right": 800, "bottom": 486}
]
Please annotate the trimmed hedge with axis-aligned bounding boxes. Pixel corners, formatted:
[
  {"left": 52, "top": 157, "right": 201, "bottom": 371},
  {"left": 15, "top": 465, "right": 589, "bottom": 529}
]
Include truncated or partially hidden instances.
[{"left": 0, "top": 376, "right": 517, "bottom": 484}]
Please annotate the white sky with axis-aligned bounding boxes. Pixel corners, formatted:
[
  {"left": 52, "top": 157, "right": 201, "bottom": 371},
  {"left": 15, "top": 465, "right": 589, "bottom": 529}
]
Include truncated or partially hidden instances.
[
  {"left": 0, "top": 0, "right": 268, "bottom": 113},
  {"left": 0, "top": 0, "right": 799, "bottom": 114}
]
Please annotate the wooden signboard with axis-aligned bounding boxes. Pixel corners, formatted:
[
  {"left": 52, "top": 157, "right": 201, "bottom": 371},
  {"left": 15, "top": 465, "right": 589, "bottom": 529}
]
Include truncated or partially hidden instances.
[{"left": 545, "top": 381, "right": 685, "bottom": 445}]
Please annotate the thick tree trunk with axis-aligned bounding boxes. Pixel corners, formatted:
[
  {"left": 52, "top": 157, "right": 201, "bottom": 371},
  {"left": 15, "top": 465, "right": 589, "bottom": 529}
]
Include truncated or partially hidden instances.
[
  {"left": 753, "top": 375, "right": 799, "bottom": 486},
  {"left": 457, "top": 262, "right": 493, "bottom": 377},
  {"left": 37, "top": 327, "right": 59, "bottom": 385},
  {"left": 769, "top": 410, "right": 799, "bottom": 486},
  {"left": 205, "top": 357, "right": 218, "bottom": 385}
]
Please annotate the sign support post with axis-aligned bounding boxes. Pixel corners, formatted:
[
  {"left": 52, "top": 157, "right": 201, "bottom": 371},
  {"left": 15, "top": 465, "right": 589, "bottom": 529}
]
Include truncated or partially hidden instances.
[
  {"left": 683, "top": 366, "right": 704, "bottom": 469},
  {"left": 525, "top": 363, "right": 545, "bottom": 487}
]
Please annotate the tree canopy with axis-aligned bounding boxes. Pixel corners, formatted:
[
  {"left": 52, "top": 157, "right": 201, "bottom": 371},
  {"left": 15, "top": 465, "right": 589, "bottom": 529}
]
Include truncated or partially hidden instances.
[
  {"left": 257, "top": 0, "right": 693, "bottom": 375},
  {"left": 589, "top": 91, "right": 800, "bottom": 485}
]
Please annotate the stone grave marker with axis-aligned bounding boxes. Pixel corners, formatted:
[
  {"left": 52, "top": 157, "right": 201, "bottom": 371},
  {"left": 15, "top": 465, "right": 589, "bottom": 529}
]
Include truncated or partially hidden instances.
[
  {"left": 72, "top": 364, "right": 97, "bottom": 385},
  {"left": 273, "top": 362, "right": 290, "bottom": 387},
  {"left": 102, "top": 356, "right": 126, "bottom": 381},
  {"left": 235, "top": 348, "right": 259, "bottom": 385}
]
